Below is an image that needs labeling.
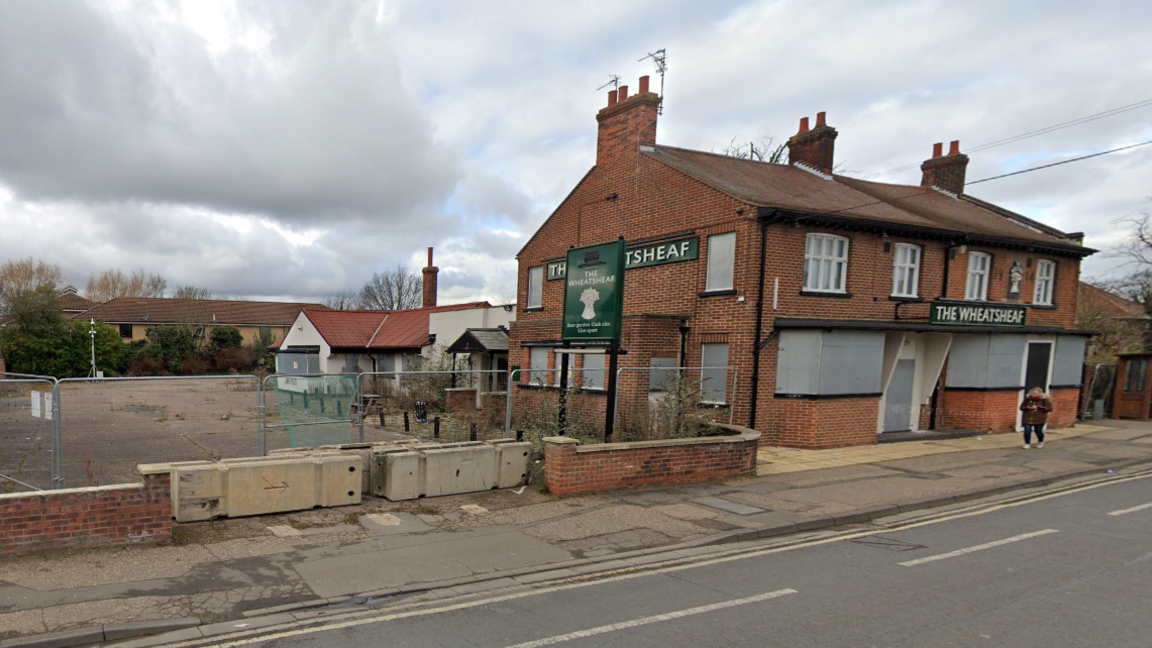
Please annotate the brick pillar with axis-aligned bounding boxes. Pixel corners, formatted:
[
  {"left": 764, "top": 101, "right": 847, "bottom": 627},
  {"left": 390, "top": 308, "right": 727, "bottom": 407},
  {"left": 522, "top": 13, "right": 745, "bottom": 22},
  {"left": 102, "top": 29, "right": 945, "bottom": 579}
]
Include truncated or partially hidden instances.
[
  {"left": 787, "top": 111, "right": 838, "bottom": 174},
  {"left": 422, "top": 247, "right": 438, "bottom": 308},
  {"left": 920, "top": 140, "right": 970, "bottom": 194}
]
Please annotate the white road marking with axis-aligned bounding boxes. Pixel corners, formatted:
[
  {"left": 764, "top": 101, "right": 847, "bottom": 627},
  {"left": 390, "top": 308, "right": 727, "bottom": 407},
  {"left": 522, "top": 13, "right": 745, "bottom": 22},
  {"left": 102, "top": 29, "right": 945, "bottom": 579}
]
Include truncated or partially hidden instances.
[
  {"left": 156, "top": 470, "right": 1152, "bottom": 648},
  {"left": 501, "top": 589, "right": 798, "bottom": 648},
  {"left": 899, "top": 529, "right": 1059, "bottom": 567},
  {"left": 1108, "top": 501, "right": 1152, "bottom": 516}
]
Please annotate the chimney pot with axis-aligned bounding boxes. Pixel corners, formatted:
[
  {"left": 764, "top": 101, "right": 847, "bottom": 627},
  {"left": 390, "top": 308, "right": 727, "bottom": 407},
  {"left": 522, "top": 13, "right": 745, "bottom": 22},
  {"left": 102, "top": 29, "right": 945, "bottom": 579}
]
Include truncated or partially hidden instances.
[
  {"left": 639, "top": 76, "right": 650, "bottom": 94},
  {"left": 921, "top": 141, "right": 970, "bottom": 193},
  {"left": 948, "top": 140, "right": 961, "bottom": 156},
  {"left": 427, "top": 247, "right": 433, "bottom": 267},
  {"left": 618, "top": 85, "right": 628, "bottom": 101},
  {"left": 932, "top": 142, "right": 943, "bottom": 159},
  {"left": 816, "top": 111, "right": 826, "bottom": 128},
  {"left": 798, "top": 117, "right": 810, "bottom": 134},
  {"left": 787, "top": 112, "right": 838, "bottom": 174},
  {"left": 607, "top": 89, "right": 618, "bottom": 107}
]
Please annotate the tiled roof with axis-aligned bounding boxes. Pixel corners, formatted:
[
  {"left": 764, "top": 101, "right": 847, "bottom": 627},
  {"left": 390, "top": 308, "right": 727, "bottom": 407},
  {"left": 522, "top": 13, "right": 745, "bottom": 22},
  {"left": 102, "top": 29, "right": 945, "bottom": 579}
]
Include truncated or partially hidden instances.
[
  {"left": 75, "top": 297, "right": 329, "bottom": 326},
  {"left": 58, "top": 293, "right": 98, "bottom": 313},
  {"left": 304, "top": 302, "right": 491, "bottom": 352},
  {"left": 642, "top": 146, "right": 1089, "bottom": 254},
  {"left": 446, "top": 328, "right": 509, "bottom": 353},
  {"left": 1078, "top": 282, "right": 1148, "bottom": 319}
]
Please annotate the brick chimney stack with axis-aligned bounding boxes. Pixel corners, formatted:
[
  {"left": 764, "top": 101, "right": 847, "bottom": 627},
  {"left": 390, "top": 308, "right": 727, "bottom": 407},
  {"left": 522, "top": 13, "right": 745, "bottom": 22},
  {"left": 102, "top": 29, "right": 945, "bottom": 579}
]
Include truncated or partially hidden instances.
[
  {"left": 787, "top": 111, "right": 838, "bottom": 174},
  {"left": 921, "top": 140, "right": 970, "bottom": 194},
  {"left": 422, "top": 247, "right": 438, "bottom": 309},
  {"left": 596, "top": 75, "right": 661, "bottom": 167}
]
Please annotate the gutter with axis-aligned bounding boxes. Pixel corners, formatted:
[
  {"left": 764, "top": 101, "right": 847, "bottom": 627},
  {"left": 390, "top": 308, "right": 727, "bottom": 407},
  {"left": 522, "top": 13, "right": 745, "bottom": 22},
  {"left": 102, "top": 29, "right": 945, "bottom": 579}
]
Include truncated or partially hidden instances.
[{"left": 749, "top": 208, "right": 781, "bottom": 430}]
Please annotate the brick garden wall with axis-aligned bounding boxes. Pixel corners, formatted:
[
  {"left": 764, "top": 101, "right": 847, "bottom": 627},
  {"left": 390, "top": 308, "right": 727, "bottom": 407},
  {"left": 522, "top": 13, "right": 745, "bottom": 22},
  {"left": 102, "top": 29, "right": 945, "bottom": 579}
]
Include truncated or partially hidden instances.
[
  {"left": 761, "top": 396, "right": 880, "bottom": 448},
  {"left": 0, "top": 473, "right": 172, "bottom": 558},
  {"left": 445, "top": 387, "right": 477, "bottom": 413},
  {"left": 543, "top": 425, "right": 759, "bottom": 497}
]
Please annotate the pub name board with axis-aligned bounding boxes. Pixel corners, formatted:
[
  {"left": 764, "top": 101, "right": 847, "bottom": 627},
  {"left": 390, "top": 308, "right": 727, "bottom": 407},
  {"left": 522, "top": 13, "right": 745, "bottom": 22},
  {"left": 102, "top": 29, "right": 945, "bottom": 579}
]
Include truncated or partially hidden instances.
[
  {"left": 547, "top": 236, "right": 698, "bottom": 280},
  {"left": 929, "top": 301, "right": 1027, "bottom": 327}
]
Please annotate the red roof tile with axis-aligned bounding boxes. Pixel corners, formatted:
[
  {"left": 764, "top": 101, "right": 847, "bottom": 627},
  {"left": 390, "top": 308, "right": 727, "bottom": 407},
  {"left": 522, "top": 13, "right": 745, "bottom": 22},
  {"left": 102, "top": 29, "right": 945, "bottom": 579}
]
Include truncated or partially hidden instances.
[
  {"left": 304, "top": 302, "right": 491, "bottom": 351},
  {"left": 1078, "top": 282, "right": 1147, "bottom": 319}
]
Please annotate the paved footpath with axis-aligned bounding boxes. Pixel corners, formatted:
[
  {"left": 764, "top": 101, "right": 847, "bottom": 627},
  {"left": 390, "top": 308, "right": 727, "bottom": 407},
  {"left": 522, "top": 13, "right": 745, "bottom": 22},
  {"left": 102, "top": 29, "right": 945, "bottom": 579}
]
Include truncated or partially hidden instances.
[{"left": 2, "top": 420, "right": 1150, "bottom": 647}]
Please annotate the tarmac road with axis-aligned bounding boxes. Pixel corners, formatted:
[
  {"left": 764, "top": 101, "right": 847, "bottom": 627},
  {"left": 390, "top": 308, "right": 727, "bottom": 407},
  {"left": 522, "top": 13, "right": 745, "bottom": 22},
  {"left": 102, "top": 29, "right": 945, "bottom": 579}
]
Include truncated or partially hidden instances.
[{"left": 222, "top": 470, "right": 1152, "bottom": 648}]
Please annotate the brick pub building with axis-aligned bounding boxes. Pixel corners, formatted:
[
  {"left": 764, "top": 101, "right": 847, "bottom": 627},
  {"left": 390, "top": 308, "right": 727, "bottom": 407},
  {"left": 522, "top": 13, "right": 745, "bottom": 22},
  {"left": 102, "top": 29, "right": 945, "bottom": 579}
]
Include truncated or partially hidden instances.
[{"left": 508, "top": 76, "right": 1093, "bottom": 448}]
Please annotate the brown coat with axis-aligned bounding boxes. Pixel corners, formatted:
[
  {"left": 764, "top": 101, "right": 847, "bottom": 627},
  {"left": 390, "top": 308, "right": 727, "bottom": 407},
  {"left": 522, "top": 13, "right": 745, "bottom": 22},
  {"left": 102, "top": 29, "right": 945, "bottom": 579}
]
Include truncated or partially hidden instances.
[{"left": 1020, "top": 396, "right": 1053, "bottom": 425}]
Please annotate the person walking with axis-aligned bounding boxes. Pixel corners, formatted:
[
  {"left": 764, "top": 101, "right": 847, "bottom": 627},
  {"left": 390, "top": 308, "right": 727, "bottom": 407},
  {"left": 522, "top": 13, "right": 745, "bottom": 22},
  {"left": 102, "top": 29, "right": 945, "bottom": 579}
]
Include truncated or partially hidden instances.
[{"left": 1020, "top": 387, "right": 1053, "bottom": 449}]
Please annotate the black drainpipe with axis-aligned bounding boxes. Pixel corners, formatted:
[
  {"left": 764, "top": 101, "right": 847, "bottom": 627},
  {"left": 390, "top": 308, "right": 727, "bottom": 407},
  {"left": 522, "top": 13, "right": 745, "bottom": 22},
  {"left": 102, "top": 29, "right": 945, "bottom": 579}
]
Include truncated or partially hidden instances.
[{"left": 749, "top": 209, "right": 780, "bottom": 430}]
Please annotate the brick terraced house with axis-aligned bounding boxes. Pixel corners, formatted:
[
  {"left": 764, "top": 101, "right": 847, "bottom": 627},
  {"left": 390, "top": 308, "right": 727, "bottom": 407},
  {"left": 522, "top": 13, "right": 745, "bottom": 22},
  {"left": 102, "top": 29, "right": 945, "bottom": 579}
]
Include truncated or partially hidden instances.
[{"left": 508, "top": 76, "right": 1094, "bottom": 449}]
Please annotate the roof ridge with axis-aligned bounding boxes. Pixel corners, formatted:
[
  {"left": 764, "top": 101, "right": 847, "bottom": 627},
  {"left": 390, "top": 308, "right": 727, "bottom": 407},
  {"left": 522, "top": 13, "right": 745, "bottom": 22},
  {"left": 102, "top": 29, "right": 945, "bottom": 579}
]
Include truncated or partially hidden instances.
[{"left": 366, "top": 314, "right": 389, "bottom": 346}]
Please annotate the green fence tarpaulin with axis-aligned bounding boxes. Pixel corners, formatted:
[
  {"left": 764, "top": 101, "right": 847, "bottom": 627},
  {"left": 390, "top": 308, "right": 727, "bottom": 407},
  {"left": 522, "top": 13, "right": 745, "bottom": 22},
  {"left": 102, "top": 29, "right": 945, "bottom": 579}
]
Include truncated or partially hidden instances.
[{"left": 271, "top": 374, "right": 358, "bottom": 448}]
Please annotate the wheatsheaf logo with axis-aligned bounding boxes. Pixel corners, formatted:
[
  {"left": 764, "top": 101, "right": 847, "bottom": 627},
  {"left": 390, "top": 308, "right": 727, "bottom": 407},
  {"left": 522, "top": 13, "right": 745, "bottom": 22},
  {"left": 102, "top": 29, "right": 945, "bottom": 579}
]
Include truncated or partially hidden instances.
[{"left": 580, "top": 288, "right": 600, "bottom": 319}]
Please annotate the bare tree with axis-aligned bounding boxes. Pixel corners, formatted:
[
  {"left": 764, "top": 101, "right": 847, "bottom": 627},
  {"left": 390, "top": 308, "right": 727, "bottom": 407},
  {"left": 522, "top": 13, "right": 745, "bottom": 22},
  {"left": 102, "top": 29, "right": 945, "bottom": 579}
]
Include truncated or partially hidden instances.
[
  {"left": 172, "top": 284, "right": 213, "bottom": 300},
  {"left": 323, "top": 289, "right": 360, "bottom": 310},
  {"left": 0, "top": 257, "right": 62, "bottom": 321},
  {"left": 357, "top": 264, "right": 422, "bottom": 311},
  {"left": 720, "top": 136, "right": 788, "bottom": 164},
  {"left": 86, "top": 268, "right": 168, "bottom": 302}
]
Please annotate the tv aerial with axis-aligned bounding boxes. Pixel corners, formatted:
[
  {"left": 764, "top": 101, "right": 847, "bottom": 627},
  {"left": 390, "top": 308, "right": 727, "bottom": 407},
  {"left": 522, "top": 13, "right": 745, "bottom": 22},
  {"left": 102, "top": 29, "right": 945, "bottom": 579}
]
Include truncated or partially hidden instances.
[
  {"left": 639, "top": 49, "right": 666, "bottom": 114},
  {"left": 597, "top": 75, "right": 621, "bottom": 92}
]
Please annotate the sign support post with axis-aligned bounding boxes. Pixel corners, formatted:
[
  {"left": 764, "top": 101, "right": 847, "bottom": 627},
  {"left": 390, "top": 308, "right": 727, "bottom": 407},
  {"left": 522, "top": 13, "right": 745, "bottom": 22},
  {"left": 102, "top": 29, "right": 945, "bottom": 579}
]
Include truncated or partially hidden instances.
[
  {"left": 557, "top": 341, "right": 570, "bottom": 436},
  {"left": 561, "top": 238, "right": 626, "bottom": 442}
]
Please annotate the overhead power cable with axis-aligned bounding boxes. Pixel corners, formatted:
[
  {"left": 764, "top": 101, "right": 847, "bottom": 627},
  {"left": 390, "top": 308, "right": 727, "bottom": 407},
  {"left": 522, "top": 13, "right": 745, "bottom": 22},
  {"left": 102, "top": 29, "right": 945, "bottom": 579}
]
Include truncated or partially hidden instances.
[
  {"left": 861, "top": 97, "right": 1152, "bottom": 180},
  {"left": 966, "top": 139, "right": 1152, "bottom": 186}
]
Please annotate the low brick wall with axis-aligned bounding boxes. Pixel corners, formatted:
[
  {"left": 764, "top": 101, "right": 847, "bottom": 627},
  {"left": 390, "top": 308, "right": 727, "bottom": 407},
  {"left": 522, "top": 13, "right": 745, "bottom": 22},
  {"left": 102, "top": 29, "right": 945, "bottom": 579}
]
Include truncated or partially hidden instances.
[
  {"left": 761, "top": 396, "right": 881, "bottom": 449},
  {"left": 543, "top": 424, "right": 759, "bottom": 497},
  {"left": 0, "top": 473, "right": 172, "bottom": 558},
  {"left": 445, "top": 387, "right": 478, "bottom": 413}
]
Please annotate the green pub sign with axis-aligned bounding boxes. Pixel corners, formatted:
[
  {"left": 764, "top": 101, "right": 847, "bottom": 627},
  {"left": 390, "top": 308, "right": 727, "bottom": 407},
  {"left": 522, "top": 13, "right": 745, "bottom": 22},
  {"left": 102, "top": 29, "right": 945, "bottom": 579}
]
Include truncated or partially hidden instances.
[
  {"left": 547, "top": 236, "right": 697, "bottom": 280},
  {"left": 929, "top": 301, "right": 1027, "bottom": 327},
  {"left": 562, "top": 240, "right": 626, "bottom": 341}
]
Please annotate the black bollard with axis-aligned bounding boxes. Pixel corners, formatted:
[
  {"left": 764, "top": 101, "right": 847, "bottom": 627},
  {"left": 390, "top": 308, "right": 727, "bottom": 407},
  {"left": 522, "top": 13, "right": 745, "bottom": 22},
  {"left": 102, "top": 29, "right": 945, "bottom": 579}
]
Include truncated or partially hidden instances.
[
  {"left": 320, "top": 397, "right": 325, "bottom": 414},
  {"left": 303, "top": 392, "right": 308, "bottom": 408},
  {"left": 379, "top": 411, "right": 385, "bottom": 427},
  {"left": 434, "top": 416, "right": 440, "bottom": 439},
  {"left": 337, "top": 400, "right": 342, "bottom": 416},
  {"left": 516, "top": 430, "right": 524, "bottom": 442},
  {"left": 290, "top": 392, "right": 294, "bottom": 404},
  {"left": 404, "top": 411, "right": 410, "bottom": 432},
  {"left": 470, "top": 423, "right": 477, "bottom": 441}
]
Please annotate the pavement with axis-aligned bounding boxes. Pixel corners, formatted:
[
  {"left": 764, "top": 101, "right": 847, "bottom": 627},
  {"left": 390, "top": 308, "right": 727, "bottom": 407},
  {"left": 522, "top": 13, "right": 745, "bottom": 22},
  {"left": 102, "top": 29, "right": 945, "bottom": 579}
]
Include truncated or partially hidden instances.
[{"left": 2, "top": 419, "right": 1151, "bottom": 647}]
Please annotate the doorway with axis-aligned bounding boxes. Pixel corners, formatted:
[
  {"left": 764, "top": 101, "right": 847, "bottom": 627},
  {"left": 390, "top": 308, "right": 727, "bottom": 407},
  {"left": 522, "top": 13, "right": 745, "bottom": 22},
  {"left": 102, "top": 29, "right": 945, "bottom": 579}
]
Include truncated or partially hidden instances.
[
  {"left": 1024, "top": 342, "right": 1052, "bottom": 393},
  {"left": 884, "top": 359, "right": 915, "bottom": 432}
]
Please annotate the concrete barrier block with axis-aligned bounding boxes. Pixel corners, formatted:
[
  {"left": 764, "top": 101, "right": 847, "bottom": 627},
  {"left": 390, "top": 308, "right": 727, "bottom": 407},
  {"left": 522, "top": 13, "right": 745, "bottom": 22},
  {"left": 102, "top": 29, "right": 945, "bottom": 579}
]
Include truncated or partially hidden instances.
[
  {"left": 422, "top": 446, "right": 496, "bottom": 497},
  {"left": 317, "top": 456, "right": 362, "bottom": 507},
  {"left": 172, "top": 464, "right": 226, "bottom": 523},
  {"left": 380, "top": 452, "right": 422, "bottom": 501},
  {"left": 492, "top": 442, "right": 532, "bottom": 488}
]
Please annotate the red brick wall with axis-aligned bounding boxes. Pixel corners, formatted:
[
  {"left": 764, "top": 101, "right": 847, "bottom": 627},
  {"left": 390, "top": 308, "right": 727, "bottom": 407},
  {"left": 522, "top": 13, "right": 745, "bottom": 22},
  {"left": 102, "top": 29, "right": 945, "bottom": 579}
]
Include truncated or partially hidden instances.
[
  {"left": 937, "top": 387, "right": 1080, "bottom": 433},
  {"left": 543, "top": 428, "right": 759, "bottom": 497},
  {"left": 761, "top": 396, "right": 880, "bottom": 448},
  {"left": 1048, "top": 387, "right": 1080, "bottom": 428},
  {"left": 445, "top": 388, "right": 477, "bottom": 413},
  {"left": 0, "top": 473, "right": 172, "bottom": 558},
  {"left": 511, "top": 79, "right": 1084, "bottom": 451}
]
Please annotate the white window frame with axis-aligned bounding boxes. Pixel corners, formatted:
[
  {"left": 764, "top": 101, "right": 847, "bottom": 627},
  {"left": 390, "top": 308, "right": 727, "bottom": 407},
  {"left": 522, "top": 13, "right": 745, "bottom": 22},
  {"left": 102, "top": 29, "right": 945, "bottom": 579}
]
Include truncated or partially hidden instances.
[
  {"left": 527, "top": 266, "right": 543, "bottom": 309},
  {"left": 700, "top": 343, "right": 730, "bottom": 404},
  {"left": 804, "top": 233, "right": 849, "bottom": 293},
  {"left": 705, "top": 232, "right": 736, "bottom": 292},
  {"left": 528, "top": 347, "right": 549, "bottom": 386},
  {"left": 965, "top": 252, "right": 990, "bottom": 300},
  {"left": 1033, "top": 259, "right": 1056, "bottom": 305},
  {"left": 891, "top": 243, "right": 921, "bottom": 298}
]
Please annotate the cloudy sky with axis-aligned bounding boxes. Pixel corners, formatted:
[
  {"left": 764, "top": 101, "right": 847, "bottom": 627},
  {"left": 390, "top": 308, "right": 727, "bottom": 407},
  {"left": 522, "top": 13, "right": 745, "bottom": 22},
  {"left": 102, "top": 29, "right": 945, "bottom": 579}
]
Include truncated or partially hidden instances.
[{"left": 1, "top": 0, "right": 1149, "bottom": 305}]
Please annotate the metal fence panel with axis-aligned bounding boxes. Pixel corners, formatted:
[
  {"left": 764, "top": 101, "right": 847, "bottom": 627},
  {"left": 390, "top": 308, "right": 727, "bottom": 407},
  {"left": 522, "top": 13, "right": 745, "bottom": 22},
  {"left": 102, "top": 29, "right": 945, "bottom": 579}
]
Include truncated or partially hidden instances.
[
  {"left": 56, "top": 375, "right": 261, "bottom": 488},
  {"left": 356, "top": 370, "right": 508, "bottom": 444},
  {"left": 262, "top": 373, "right": 360, "bottom": 450},
  {"left": 0, "top": 373, "right": 58, "bottom": 491}
]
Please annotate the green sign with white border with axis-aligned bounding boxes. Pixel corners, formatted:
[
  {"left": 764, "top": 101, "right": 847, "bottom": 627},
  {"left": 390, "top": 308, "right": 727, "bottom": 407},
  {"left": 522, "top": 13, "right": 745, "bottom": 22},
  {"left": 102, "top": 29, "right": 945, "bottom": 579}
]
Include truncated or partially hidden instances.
[
  {"left": 929, "top": 301, "right": 1027, "bottom": 327},
  {"left": 562, "top": 240, "right": 626, "bottom": 341},
  {"left": 547, "top": 236, "right": 697, "bottom": 280}
]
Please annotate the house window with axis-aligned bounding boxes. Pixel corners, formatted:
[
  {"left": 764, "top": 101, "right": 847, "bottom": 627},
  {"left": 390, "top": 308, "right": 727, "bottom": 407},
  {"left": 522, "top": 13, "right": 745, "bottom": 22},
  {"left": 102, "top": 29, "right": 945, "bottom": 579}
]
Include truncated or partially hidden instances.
[
  {"left": 553, "top": 351, "right": 576, "bottom": 387},
  {"left": 700, "top": 343, "right": 729, "bottom": 403},
  {"left": 528, "top": 347, "right": 549, "bottom": 385},
  {"left": 891, "top": 244, "right": 921, "bottom": 298},
  {"left": 580, "top": 353, "right": 606, "bottom": 390},
  {"left": 804, "top": 234, "right": 849, "bottom": 293},
  {"left": 649, "top": 357, "right": 677, "bottom": 391},
  {"left": 119, "top": 324, "right": 133, "bottom": 338},
  {"left": 1034, "top": 259, "right": 1056, "bottom": 305},
  {"left": 965, "top": 252, "right": 991, "bottom": 300},
  {"left": 1125, "top": 359, "right": 1147, "bottom": 393},
  {"left": 705, "top": 232, "right": 736, "bottom": 292},
  {"left": 527, "top": 267, "right": 543, "bottom": 309}
]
